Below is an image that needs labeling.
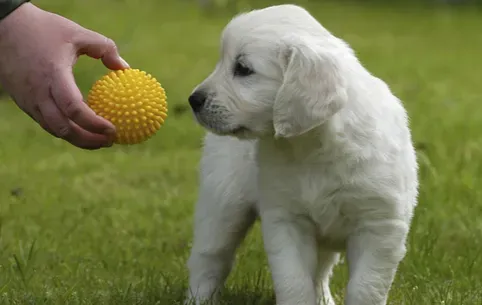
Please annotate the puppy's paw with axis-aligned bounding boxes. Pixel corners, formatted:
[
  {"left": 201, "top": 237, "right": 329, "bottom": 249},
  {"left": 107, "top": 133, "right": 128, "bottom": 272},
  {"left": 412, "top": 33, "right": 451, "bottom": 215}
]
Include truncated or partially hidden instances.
[
  {"left": 183, "top": 296, "right": 218, "bottom": 305},
  {"left": 317, "top": 292, "right": 336, "bottom": 305},
  {"left": 318, "top": 299, "right": 335, "bottom": 305}
]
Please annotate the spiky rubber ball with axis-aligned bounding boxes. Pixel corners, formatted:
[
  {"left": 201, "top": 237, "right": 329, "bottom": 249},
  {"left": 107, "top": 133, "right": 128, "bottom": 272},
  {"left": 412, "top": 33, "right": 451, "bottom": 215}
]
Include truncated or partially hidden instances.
[{"left": 87, "top": 69, "right": 168, "bottom": 145}]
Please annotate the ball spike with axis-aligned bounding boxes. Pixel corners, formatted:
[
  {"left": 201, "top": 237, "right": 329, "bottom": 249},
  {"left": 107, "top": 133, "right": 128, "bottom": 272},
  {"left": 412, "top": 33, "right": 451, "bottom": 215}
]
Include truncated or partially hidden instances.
[{"left": 86, "top": 68, "right": 168, "bottom": 145}]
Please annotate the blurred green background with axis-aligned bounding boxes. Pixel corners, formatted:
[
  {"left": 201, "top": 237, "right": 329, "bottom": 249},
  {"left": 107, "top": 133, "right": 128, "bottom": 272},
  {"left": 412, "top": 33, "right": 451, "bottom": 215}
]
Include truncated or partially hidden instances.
[{"left": 0, "top": 0, "right": 481, "bottom": 304}]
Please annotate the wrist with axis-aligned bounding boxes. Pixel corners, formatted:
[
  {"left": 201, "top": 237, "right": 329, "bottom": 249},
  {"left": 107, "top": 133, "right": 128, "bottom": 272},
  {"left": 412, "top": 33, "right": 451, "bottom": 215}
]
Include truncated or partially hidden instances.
[
  {"left": 0, "top": 0, "right": 30, "bottom": 22},
  {"left": 0, "top": 2, "right": 34, "bottom": 40}
]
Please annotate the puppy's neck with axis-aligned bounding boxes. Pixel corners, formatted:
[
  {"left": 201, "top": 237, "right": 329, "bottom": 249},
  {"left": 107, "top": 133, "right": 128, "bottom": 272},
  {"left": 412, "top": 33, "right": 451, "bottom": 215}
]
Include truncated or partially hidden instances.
[{"left": 259, "top": 120, "right": 340, "bottom": 163}]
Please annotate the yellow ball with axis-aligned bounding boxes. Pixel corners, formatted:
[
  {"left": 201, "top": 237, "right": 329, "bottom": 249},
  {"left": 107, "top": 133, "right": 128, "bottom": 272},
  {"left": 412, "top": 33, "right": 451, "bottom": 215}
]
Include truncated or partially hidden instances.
[{"left": 87, "top": 68, "right": 168, "bottom": 145}]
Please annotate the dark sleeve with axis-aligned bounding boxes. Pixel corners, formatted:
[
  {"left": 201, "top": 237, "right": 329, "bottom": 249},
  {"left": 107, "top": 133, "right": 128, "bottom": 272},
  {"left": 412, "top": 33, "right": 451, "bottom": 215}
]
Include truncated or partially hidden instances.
[{"left": 0, "top": 0, "right": 30, "bottom": 21}]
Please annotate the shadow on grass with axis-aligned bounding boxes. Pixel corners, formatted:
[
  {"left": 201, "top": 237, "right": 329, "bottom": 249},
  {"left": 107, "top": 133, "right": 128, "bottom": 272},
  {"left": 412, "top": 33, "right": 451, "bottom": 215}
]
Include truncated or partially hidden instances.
[
  {"left": 77, "top": 269, "right": 274, "bottom": 305},
  {"left": 108, "top": 282, "right": 275, "bottom": 305}
]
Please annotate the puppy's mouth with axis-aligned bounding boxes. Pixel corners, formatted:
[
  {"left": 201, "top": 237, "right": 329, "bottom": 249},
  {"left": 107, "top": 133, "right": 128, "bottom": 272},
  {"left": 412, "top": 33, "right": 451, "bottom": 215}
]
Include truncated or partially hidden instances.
[
  {"left": 197, "top": 118, "right": 251, "bottom": 138},
  {"left": 210, "top": 125, "right": 251, "bottom": 138},
  {"left": 193, "top": 111, "right": 250, "bottom": 137},
  {"left": 230, "top": 126, "right": 249, "bottom": 135}
]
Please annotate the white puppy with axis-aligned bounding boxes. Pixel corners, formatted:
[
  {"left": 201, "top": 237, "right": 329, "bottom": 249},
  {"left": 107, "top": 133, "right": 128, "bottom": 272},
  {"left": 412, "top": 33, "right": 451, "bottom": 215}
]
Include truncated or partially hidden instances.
[{"left": 185, "top": 4, "right": 419, "bottom": 305}]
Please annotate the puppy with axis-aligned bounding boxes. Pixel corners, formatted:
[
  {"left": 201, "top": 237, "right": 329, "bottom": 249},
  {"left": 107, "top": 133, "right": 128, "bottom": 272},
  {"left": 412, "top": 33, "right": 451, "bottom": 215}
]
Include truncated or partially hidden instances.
[{"left": 185, "top": 4, "right": 419, "bottom": 305}]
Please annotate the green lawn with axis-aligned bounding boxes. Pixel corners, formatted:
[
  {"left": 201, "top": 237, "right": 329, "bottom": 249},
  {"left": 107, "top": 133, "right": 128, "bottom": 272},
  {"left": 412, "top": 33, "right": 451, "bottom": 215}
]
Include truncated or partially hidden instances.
[{"left": 1, "top": 0, "right": 482, "bottom": 304}]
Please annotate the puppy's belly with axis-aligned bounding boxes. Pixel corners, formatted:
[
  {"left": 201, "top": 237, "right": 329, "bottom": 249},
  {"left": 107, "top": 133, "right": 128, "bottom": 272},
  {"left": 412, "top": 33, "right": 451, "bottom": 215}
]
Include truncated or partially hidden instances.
[
  {"left": 258, "top": 188, "right": 353, "bottom": 252},
  {"left": 300, "top": 200, "right": 352, "bottom": 252},
  {"left": 202, "top": 133, "right": 353, "bottom": 251},
  {"left": 313, "top": 210, "right": 352, "bottom": 251}
]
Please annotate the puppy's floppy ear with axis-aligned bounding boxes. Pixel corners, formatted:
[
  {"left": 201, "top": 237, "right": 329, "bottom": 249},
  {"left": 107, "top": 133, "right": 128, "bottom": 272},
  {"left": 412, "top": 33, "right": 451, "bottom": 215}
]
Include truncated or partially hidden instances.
[{"left": 273, "top": 34, "right": 348, "bottom": 138}]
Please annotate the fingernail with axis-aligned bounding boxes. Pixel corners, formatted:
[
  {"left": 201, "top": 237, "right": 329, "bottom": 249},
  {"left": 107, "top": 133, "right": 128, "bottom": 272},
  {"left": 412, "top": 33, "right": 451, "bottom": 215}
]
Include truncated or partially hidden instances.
[
  {"left": 119, "top": 56, "right": 130, "bottom": 69},
  {"left": 103, "top": 140, "right": 113, "bottom": 148},
  {"left": 104, "top": 136, "right": 115, "bottom": 147},
  {"left": 104, "top": 127, "right": 115, "bottom": 135},
  {"left": 103, "top": 128, "right": 116, "bottom": 144}
]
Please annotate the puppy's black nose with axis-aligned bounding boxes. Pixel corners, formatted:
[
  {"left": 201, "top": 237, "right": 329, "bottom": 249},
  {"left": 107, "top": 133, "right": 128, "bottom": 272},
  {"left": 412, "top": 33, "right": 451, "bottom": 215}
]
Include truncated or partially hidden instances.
[{"left": 188, "top": 91, "right": 207, "bottom": 112}]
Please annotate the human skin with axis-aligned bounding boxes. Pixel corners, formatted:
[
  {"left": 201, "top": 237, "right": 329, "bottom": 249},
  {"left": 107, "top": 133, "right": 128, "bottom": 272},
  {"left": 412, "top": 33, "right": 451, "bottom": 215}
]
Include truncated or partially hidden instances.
[{"left": 0, "top": 3, "right": 129, "bottom": 149}]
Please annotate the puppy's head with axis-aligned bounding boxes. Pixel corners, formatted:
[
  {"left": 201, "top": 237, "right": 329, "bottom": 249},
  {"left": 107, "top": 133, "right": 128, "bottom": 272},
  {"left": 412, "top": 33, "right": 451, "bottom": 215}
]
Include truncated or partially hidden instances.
[{"left": 189, "top": 4, "right": 350, "bottom": 139}]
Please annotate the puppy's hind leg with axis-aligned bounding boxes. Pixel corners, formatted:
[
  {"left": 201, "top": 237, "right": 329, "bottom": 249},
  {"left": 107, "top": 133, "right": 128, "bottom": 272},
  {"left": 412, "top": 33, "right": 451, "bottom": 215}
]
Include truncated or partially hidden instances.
[{"left": 316, "top": 250, "right": 340, "bottom": 305}]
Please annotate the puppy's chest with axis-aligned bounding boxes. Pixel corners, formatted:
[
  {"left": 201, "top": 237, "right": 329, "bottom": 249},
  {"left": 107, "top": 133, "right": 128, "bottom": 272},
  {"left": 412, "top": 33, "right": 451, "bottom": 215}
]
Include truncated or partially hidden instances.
[{"left": 258, "top": 161, "right": 353, "bottom": 249}]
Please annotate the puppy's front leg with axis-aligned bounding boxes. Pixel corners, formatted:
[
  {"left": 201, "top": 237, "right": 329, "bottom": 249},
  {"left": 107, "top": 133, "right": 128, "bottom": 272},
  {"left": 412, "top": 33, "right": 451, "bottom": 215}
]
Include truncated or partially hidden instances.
[
  {"left": 261, "top": 212, "right": 319, "bottom": 305},
  {"left": 345, "top": 219, "right": 409, "bottom": 305},
  {"left": 186, "top": 192, "right": 256, "bottom": 305}
]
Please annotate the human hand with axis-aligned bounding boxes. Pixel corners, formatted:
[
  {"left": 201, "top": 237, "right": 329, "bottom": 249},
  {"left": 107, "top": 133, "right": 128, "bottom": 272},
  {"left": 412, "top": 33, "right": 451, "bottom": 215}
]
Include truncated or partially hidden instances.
[{"left": 0, "top": 3, "right": 130, "bottom": 149}]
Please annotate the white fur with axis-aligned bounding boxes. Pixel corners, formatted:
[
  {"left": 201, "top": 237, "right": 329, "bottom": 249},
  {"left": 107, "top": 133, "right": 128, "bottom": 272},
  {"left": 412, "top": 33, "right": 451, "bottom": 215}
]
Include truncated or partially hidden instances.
[{"left": 185, "top": 4, "right": 419, "bottom": 305}]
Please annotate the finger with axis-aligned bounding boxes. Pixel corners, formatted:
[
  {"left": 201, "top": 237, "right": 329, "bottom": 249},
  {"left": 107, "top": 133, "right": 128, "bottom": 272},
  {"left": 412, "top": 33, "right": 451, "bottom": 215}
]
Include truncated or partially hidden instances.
[
  {"left": 37, "top": 100, "right": 72, "bottom": 139},
  {"left": 24, "top": 104, "right": 58, "bottom": 138},
  {"left": 38, "top": 100, "right": 113, "bottom": 149},
  {"left": 68, "top": 121, "right": 114, "bottom": 150},
  {"left": 50, "top": 67, "right": 116, "bottom": 137},
  {"left": 74, "top": 29, "right": 130, "bottom": 70}
]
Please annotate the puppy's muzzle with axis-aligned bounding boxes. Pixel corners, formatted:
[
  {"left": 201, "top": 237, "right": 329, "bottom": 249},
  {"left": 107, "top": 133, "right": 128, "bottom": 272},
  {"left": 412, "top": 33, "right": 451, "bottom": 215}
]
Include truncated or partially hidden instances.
[{"left": 188, "top": 90, "right": 207, "bottom": 113}]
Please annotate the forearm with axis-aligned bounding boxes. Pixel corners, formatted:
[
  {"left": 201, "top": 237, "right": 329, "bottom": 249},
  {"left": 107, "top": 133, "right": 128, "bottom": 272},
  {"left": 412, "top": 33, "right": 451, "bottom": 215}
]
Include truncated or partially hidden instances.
[{"left": 0, "top": 0, "right": 29, "bottom": 21}]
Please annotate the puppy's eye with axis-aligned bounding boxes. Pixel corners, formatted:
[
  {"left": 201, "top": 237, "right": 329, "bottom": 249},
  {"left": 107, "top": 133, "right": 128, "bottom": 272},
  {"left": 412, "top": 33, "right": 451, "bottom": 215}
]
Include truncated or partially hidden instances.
[{"left": 234, "top": 61, "right": 254, "bottom": 77}]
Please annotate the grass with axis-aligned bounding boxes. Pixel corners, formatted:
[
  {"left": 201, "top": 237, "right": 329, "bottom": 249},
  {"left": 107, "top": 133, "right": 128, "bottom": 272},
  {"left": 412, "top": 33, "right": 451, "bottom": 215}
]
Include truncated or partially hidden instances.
[{"left": 0, "top": 0, "right": 481, "bottom": 304}]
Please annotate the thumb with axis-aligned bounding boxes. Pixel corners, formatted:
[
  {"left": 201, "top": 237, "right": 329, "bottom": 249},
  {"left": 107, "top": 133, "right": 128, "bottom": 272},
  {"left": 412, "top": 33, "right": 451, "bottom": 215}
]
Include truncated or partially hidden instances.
[{"left": 74, "top": 28, "right": 130, "bottom": 70}]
